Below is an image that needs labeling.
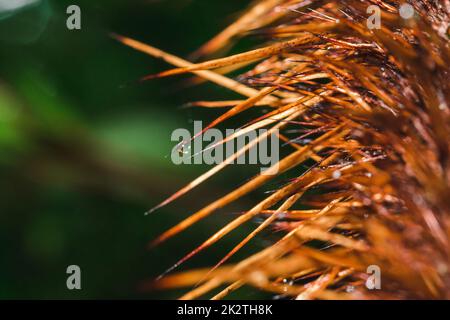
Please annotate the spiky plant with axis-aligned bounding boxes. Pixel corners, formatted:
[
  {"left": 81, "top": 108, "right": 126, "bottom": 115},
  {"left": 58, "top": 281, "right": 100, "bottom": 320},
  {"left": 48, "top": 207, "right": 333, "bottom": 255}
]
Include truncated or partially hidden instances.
[{"left": 114, "top": 0, "right": 450, "bottom": 299}]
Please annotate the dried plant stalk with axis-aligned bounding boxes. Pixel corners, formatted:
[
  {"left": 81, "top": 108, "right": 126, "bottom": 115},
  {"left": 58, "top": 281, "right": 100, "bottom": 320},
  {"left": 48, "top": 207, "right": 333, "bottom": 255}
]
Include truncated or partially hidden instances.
[{"left": 119, "top": 0, "right": 450, "bottom": 299}]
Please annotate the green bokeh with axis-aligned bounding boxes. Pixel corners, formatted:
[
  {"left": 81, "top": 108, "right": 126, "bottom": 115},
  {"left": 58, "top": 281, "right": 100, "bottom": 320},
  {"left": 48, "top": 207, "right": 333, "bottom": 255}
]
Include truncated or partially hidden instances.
[{"left": 0, "top": 0, "right": 275, "bottom": 299}]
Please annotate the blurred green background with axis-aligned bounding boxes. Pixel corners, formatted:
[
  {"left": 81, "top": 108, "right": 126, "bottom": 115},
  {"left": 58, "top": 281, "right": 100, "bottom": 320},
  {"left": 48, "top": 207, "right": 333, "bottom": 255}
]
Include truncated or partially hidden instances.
[{"left": 0, "top": 0, "right": 275, "bottom": 299}]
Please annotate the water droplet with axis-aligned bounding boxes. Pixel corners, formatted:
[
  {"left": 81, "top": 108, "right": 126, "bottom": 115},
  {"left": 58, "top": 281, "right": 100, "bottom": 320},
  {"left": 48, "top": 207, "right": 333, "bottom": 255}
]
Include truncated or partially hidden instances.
[
  {"left": 437, "top": 263, "right": 448, "bottom": 276},
  {"left": 399, "top": 3, "right": 414, "bottom": 19},
  {"left": 332, "top": 170, "right": 342, "bottom": 179},
  {"left": 277, "top": 212, "right": 287, "bottom": 220}
]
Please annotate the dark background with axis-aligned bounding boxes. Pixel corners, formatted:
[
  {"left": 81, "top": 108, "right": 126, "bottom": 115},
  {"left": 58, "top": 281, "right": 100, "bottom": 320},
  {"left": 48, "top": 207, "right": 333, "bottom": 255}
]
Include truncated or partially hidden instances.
[{"left": 0, "top": 0, "right": 275, "bottom": 299}]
